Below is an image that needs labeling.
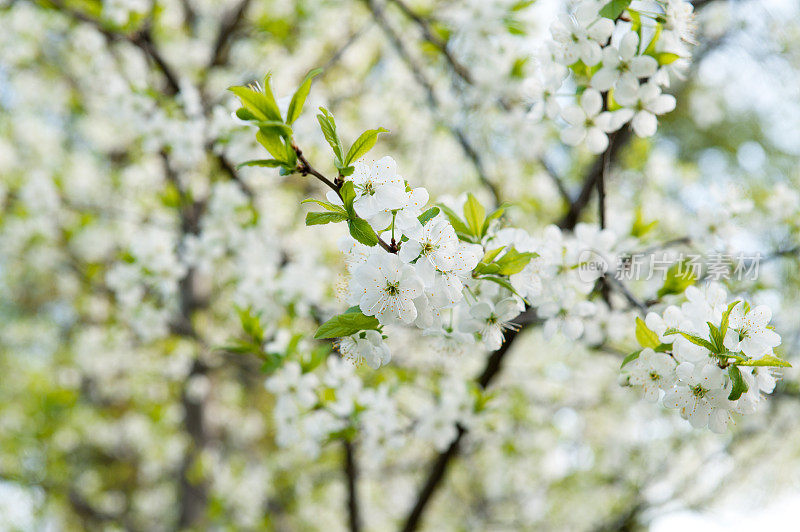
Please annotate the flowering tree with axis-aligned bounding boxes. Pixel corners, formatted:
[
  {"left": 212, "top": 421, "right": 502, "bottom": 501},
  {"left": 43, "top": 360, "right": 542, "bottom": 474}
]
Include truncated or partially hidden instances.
[{"left": 1, "top": 0, "right": 799, "bottom": 530}]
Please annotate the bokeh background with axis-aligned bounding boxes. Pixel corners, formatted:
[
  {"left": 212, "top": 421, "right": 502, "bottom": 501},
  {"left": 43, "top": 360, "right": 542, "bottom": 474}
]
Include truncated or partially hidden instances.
[{"left": 1, "top": 0, "right": 800, "bottom": 530}]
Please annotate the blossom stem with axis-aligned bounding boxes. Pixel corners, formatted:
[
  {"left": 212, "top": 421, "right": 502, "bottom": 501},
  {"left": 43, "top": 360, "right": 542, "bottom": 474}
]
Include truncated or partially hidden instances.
[{"left": 293, "top": 144, "right": 397, "bottom": 254}]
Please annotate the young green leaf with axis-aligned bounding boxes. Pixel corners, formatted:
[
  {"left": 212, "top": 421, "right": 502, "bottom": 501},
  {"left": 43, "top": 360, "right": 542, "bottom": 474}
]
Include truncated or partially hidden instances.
[
  {"left": 657, "top": 260, "right": 696, "bottom": 298},
  {"left": 344, "top": 127, "right": 389, "bottom": 166},
  {"left": 339, "top": 181, "right": 357, "bottom": 216},
  {"left": 635, "top": 317, "right": 661, "bottom": 349},
  {"left": 418, "top": 206, "right": 440, "bottom": 226},
  {"left": 707, "top": 321, "right": 724, "bottom": 353},
  {"left": 306, "top": 211, "right": 349, "bottom": 225},
  {"left": 254, "top": 120, "right": 294, "bottom": 138},
  {"left": 719, "top": 300, "right": 740, "bottom": 340},
  {"left": 237, "top": 306, "right": 265, "bottom": 343},
  {"left": 229, "top": 83, "right": 281, "bottom": 122},
  {"left": 656, "top": 52, "right": 681, "bottom": 65},
  {"left": 286, "top": 68, "right": 323, "bottom": 125},
  {"left": 463, "top": 194, "right": 486, "bottom": 238},
  {"left": 737, "top": 354, "right": 792, "bottom": 368},
  {"left": 663, "top": 328, "right": 718, "bottom": 353},
  {"left": 482, "top": 204, "right": 508, "bottom": 234},
  {"left": 314, "top": 310, "right": 381, "bottom": 339},
  {"left": 727, "top": 365, "right": 749, "bottom": 401},
  {"left": 317, "top": 107, "right": 345, "bottom": 165},
  {"left": 348, "top": 218, "right": 378, "bottom": 247},
  {"left": 301, "top": 198, "right": 347, "bottom": 214},
  {"left": 621, "top": 349, "right": 642, "bottom": 368},
  {"left": 598, "top": 0, "right": 632, "bottom": 19},
  {"left": 479, "top": 246, "right": 506, "bottom": 266},
  {"left": 235, "top": 107, "right": 257, "bottom": 121},
  {"left": 494, "top": 247, "right": 536, "bottom": 276},
  {"left": 256, "top": 130, "right": 288, "bottom": 162},
  {"left": 438, "top": 204, "right": 472, "bottom": 238},
  {"left": 237, "top": 159, "right": 284, "bottom": 169}
]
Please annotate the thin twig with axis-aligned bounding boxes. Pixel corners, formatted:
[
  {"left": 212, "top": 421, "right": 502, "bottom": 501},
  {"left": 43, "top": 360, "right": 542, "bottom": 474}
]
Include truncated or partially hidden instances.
[
  {"left": 293, "top": 145, "right": 395, "bottom": 253},
  {"left": 384, "top": 0, "right": 472, "bottom": 84},
  {"left": 363, "top": 0, "right": 501, "bottom": 206}
]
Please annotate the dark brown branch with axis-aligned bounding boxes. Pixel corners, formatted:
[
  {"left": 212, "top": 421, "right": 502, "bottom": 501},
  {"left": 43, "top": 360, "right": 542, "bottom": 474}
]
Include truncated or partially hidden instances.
[
  {"left": 363, "top": 0, "right": 501, "bottom": 206},
  {"left": 400, "top": 307, "right": 539, "bottom": 532},
  {"left": 344, "top": 440, "right": 362, "bottom": 532},
  {"left": 540, "top": 158, "right": 572, "bottom": 204},
  {"left": 208, "top": 0, "right": 253, "bottom": 68},
  {"left": 47, "top": 0, "right": 182, "bottom": 95},
  {"left": 559, "top": 128, "right": 631, "bottom": 230},
  {"left": 385, "top": 0, "right": 473, "bottom": 84}
]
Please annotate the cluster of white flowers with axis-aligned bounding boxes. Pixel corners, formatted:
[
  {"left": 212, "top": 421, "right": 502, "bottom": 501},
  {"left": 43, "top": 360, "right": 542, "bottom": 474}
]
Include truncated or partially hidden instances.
[
  {"left": 265, "top": 358, "right": 403, "bottom": 459},
  {"left": 526, "top": 0, "right": 694, "bottom": 152},
  {"left": 622, "top": 284, "right": 786, "bottom": 432},
  {"left": 329, "top": 156, "right": 629, "bottom": 365}
]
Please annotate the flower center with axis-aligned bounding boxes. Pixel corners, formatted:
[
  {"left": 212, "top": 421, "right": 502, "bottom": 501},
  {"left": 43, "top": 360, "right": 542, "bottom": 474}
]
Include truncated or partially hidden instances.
[
  {"left": 487, "top": 314, "right": 498, "bottom": 325},
  {"left": 649, "top": 371, "right": 660, "bottom": 382},
  {"left": 422, "top": 241, "right": 436, "bottom": 255},
  {"left": 691, "top": 384, "right": 707, "bottom": 398},
  {"left": 385, "top": 281, "right": 400, "bottom": 296}
]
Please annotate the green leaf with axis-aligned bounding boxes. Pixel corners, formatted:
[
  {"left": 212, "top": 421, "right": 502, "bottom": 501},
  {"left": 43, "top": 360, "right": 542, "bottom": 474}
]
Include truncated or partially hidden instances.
[
  {"left": 229, "top": 83, "right": 281, "bottom": 122},
  {"left": 480, "top": 246, "right": 506, "bottom": 266},
  {"left": 314, "top": 309, "right": 381, "bottom": 339},
  {"left": 300, "top": 344, "right": 331, "bottom": 372},
  {"left": 737, "top": 354, "right": 792, "bottom": 368},
  {"left": 656, "top": 52, "right": 681, "bottom": 65},
  {"left": 235, "top": 107, "right": 257, "bottom": 121},
  {"left": 635, "top": 317, "right": 660, "bottom": 349},
  {"left": 348, "top": 218, "right": 378, "bottom": 247},
  {"left": 727, "top": 365, "right": 748, "bottom": 401},
  {"left": 236, "top": 159, "right": 284, "bottom": 169},
  {"left": 494, "top": 247, "right": 536, "bottom": 276},
  {"left": 664, "top": 328, "right": 718, "bottom": 353},
  {"left": 344, "top": 127, "right": 389, "bottom": 166},
  {"left": 707, "top": 321, "right": 723, "bottom": 353},
  {"left": 301, "top": 198, "right": 347, "bottom": 214},
  {"left": 482, "top": 204, "right": 508, "bottom": 235},
  {"left": 438, "top": 204, "right": 472, "bottom": 238},
  {"left": 621, "top": 350, "right": 642, "bottom": 368},
  {"left": 631, "top": 208, "right": 657, "bottom": 238},
  {"left": 256, "top": 130, "right": 288, "bottom": 162},
  {"left": 598, "top": 0, "right": 632, "bottom": 19},
  {"left": 237, "top": 306, "right": 265, "bottom": 343},
  {"left": 418, "top": 207, "right": 440, "bottom": 226},
  {"left": 463, "top": 193, "right": 486, "bottom": 238},
  {"left": 644, "top": 24, "right": 662, "bottom": 55},
  {"left": 261, "top": 73, "right": 283, "bottom": 122},
  {"left": 657, "top": 260, "right": 696, "bottom": 298},
  {"left": 286, "top": 68, "right": 322, "bottom": 125},
  {"left": 719, "top": 300, "right": 740, "bottom": 340},
  {"left": 317, "top": 107, "right": 345, "bottom": 165},
  {"left": 339, "top": 181, "right": 357, "bottom": 216},
  {"left": 306, "top": 211, "right": 349, "bottom": 225},
  {"left": 255, "top": 120, "right": 294, "bottom": 137}
]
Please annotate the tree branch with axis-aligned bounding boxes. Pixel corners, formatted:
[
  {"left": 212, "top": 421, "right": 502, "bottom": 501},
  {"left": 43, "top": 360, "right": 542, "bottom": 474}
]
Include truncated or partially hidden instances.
[
  {"left": 344, "top": 440, "right": 362, "bottom": 532},
  {"left": 559, "top": 128, "right": 631, "bottom": 230},
  {"left": 363, "top": 0, "right": 501, "bottom": 206},
  {"left": 400, "top": 307, "right": 539, "bottom": 532},
  {"left": 384, "top": 0, "right": 472, "bottom": 84},
  {"left": 208, "top": 0, "right": 253, "bottom": 68}
]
